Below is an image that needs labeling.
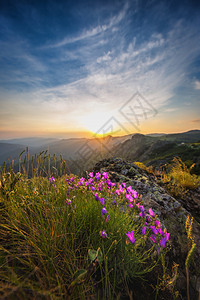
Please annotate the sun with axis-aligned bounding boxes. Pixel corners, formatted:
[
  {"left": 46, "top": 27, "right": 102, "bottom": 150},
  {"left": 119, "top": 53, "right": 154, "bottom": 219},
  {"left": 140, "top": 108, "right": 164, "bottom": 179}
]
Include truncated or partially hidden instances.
[{"left": 80, "top": 111, "right": 112, "bottom": 136}]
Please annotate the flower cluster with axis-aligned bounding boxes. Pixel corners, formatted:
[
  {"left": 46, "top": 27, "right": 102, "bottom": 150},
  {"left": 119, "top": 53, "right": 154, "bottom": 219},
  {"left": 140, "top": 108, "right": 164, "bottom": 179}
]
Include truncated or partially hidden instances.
[{"left": 64, "top": 171, "right": 170, "bottom": 250}]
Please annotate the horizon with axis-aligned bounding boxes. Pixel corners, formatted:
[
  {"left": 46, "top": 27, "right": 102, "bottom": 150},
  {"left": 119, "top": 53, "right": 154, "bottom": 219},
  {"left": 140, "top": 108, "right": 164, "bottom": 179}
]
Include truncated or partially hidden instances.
[
  {"left": 1, "top": 128, "right": 200, "bottom": 141},
  {"left": 0, "top": 0, "right": 200, "bottom": 139}
]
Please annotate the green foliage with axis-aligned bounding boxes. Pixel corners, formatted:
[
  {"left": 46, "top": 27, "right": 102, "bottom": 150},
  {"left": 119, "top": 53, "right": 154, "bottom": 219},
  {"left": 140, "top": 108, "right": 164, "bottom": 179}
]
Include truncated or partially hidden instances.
[
  {"left": 141, "top": 157, "right": 200, "bottom": 198},
  {"left": 88, "top": 248, "right": 103, "bottom": 263},
  {"left": 0, "top": 168, "right": 171, "bottom": 299},
  {"left": 168, "top": 157, "right": 200, "bottom": 189},
  {"left": 185, "top": 215, "right": 197, "bottom": 300},
  {"left": 0, "top": 150, "right": 177, "bottom": 299}
]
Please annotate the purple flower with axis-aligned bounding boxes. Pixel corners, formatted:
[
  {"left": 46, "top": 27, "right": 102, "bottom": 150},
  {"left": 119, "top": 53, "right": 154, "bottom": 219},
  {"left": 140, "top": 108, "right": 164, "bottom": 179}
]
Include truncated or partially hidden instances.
[
  {"left": 101, "top": 207, "right": 107, "bottom": 215},
  {"left": 127, "top": 186, "right": 133, "bottom": 194},
  {"left": 142, "top": 227, "right": 147, "bottom": 235},
  {"left": 155, "top": 220, "right": 161, "bottom": 228},
  {"left": 122, "top": 182, "right": 126, "bottom": 188},
  {"left": 128, "top": 203, "right": 133, "bottom": 208},
  {"left": 160, "top": 236, "right": 166, "bottom": 248},
  {"left": 49, "top": 176, "right": 55, "bottom": 184},
  {"left": 95, "top": 172, "right": 101, "bottom": 180},
  {"left": 91, "top": 186, "right": 95, "bottom": 192},
  {"left": 159, "top": 232, "right": 170, "bottom": 248},
  {"left": 95, "top": 193, "right": 99, "bottom": 201},
  {"left": 106, "top": 215, "right": 109, "bottom": 222},
  {"left": 88, "top": 178, "right": 93, "bottom": 184},
  {"left": 165, "top": 232, "right": 170, "bottom": 241},
  {"left": 139, "top": 206, "right": 146, "bottom": 218},
  {"left": 126, "top": 231, "right": 135, "bottom": 244},
  {"left": 126, "top": 194, "right": 133, "bottom": 202},
  {"left": 100, "top": 198, "right": 105, "bottom": 205},
  {"left": 89, "top": 172, "right": 93, "bottom": 178},
  {"left": 140, "top": 205, "right": 145, "bottom": 212},
  {"left": 150, "top": 225, "right": 158, "bottom": 235},
  {"left": 100, "top": 229, "right": 107, "bottom": 238},
  {"left": 102, "top": 172, "right": 108, "bottom": 179},
  {"left": 149, "top": 208, "right": 155, "bottom": 217},
  {"left": 132, "top": 190, "right": 137, "bottom": 199},
  {"left": 157, "top": 227, "right": 164, "bottom": 235},
  {"left": 119, "top": 185, "right": 124, "bottom": 192},
  {"left": 70, "top": 177, "right": 74, "bottom": 182},
  {"left": 116, "top": 189, "right": 121, "bottom": 196},
  {"left": 78, "top": 177, "right": 85, "bottom": 186},
  {"left": 106, "top": 179, "right": 112, "bottom": 187},
  {"left": 149, "top": 234, "right": 156, "bottom": 243}
]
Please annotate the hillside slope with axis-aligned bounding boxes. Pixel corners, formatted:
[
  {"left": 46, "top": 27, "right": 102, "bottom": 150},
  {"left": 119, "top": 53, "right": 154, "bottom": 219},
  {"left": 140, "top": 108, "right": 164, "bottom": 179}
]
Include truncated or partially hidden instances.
[{"left": 112, "top": 131, "right": 200, "bottom": 171}]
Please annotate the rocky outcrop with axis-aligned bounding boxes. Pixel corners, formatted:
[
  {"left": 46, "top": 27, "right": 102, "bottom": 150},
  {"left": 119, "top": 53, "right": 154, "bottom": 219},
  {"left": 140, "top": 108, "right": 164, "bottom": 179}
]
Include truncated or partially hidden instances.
[{"left": 93, "top": 157, "right": 200, "bottom": 299}]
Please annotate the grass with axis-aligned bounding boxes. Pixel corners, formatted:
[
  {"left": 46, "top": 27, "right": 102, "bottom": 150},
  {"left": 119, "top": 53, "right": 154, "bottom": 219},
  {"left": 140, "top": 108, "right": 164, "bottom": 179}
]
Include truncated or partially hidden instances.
[
  {"left": 0, "top": 162, "right": 173, "bottom": 299},
  {"left": 142, "top": 142, "right": 200, "bottom": 175},
  {"left": 159, "top": 157, "right": 200, "bottom": 197},
  {"left": 135, "top": 157, "right": 200, "bottom": 198}
]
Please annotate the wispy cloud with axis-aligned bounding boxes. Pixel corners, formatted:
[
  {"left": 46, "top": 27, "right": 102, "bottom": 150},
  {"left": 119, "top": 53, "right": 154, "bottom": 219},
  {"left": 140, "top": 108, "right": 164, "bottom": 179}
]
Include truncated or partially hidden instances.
[
  {"left": 48, "top": 2, "right": 129, "bottom": 48},
  {"left": 194, "top": 80, "right": 200, "bottom": 90},
  {"left": 191, "top": 119, "right": 200, "bottom": 123},
  {"left": 0, "top": 0, "right": 200, "bottom": 136}
]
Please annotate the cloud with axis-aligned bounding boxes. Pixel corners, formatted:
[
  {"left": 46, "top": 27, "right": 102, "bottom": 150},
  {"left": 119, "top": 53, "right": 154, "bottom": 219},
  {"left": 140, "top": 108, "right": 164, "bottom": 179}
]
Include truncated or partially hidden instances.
[
  {"left": 48, "top": 2, "right": 129, "bottom": 48},
  {"left": 1, "top": 1, "right": 200, "bottom": 135},
  {"left": 97, "top": 51, "right": 112, "bottom": 63},
  {"left": 3, "top": 15, "right": 199, "bottom": 128},
  {"left": 163, "top": 108, "right": 178, "bottom": 113},
  {"left": 194, "top": 80, "right": 200, "bottom": 90},
  {"left": 49, "top": 25, "right": 108, "bottom": 48},
  {"left": 191, "top": 119, "right": 200, "bottom": 123}
]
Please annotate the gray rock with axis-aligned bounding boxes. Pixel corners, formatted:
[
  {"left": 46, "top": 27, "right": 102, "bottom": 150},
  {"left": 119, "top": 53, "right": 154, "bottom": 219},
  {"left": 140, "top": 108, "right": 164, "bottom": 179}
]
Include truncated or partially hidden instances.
[{"left": 93, "top": 157, "right": 200, "bottom": 299}]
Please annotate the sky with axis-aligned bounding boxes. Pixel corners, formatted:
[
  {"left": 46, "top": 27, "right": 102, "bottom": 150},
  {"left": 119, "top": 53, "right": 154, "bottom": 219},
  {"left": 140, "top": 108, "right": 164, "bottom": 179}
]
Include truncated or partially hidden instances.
[{"left": 0, "top": 0, "right": 200, "bottom": 139}]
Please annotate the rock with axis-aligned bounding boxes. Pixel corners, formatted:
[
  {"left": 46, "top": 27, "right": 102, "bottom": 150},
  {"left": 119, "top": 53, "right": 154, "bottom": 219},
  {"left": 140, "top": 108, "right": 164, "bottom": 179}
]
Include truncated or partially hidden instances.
[{"left": 93, "top": 157, "right": 200, "bottom": 300}]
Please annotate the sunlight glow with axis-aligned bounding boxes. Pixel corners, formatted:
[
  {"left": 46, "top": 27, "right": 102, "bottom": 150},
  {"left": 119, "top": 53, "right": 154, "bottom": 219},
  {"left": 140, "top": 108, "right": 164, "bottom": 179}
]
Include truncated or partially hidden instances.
[{"left": 80, "top": 110, "right": 112, "bottom": 136}]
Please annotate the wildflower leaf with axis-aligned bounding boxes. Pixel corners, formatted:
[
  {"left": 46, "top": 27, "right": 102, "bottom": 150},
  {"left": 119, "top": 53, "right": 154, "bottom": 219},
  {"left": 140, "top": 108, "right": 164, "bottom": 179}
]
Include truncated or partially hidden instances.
[
  {"left": 68, "top": 269, "right": 87, "bottom": 293},
  {"left": 88, "top": 249, "right": 97, "bottom": 261},
  {"left": 73, "top": 269, "right": 87, "bottom": 282},
  {"left": 97, "top": 248, "right": 103, "bottom": 263}
]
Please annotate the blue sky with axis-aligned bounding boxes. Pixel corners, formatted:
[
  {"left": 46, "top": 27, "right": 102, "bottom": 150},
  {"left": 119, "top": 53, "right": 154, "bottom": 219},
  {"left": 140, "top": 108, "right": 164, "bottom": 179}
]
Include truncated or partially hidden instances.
[{"left": 0, "top": 0, "right": 200, "bottom": 138}]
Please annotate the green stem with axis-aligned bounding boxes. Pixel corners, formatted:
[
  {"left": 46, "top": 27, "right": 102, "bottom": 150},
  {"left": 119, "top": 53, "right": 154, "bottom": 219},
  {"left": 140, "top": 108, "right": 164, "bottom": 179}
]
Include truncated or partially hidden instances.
[{"left": 186, "top": 267, "right": 190, "bottom": 300}]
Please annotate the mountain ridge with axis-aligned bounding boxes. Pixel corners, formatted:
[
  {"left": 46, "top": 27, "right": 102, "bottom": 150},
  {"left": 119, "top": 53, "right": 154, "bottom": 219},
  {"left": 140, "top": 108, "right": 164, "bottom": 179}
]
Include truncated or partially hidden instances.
[{"left": 0, "top": 130, "right": 200, "bottom": 170}]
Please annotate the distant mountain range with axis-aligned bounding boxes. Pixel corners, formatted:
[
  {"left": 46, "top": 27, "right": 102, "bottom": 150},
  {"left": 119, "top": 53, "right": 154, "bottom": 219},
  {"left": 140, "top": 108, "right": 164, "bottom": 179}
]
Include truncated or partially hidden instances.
[
  {"left": 0, "top": 134, "right": 133, "bottom": 166},
  {"left": 0, "top": 137, "right": 59, "bottom": 148},
  {"left": 0, "top": 130, "right": 200, "bottom": 173},
  {"left": 113, "top": 130, "right": 200, "bottom": 172}
]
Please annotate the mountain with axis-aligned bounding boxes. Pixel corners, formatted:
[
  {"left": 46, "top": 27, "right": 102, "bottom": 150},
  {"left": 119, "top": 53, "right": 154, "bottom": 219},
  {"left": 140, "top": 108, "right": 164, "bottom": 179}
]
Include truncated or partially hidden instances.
[
  {"left": 159, "top": 129, "right": 200, "bottom": 143},
  {"left": 0, "top": 137, "right": 59, "bottom": 148},
  {"left": 0, "top": 130, "right": 200, "bottom": 172},
  {"left": 0, "top": 134, "right": 132, "bottom": 166},
  {"left": 112, "top": 130, "right": 200, "bottom": 171},
  {"left": 146, "top": 133, "right": 166, "bottom": 137},
  {"left": 43, "top": 134, "right": 133, "bottom": 160},
  {"left": 0, "top": 143, "right": 26, "bottom": 165}
]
